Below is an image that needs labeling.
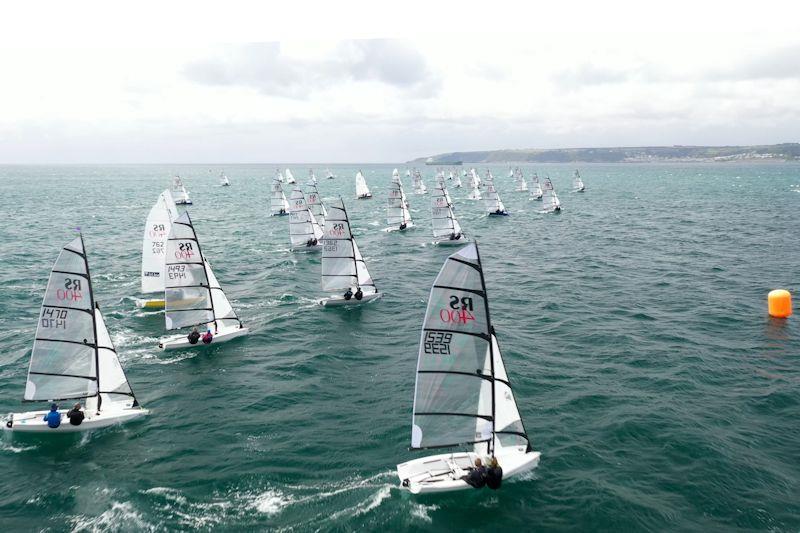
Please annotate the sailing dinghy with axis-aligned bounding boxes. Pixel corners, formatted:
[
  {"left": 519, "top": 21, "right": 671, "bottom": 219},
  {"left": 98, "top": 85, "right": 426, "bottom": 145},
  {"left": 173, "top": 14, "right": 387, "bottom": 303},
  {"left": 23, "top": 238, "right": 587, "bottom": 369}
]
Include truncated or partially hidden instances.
[
  {"left": 270, "top": 177, "right": 290, "bottom": 216},
  {"left": 319, "top": 200, "right": 382, "bottom": 306},
  {"left": 355, "top": 170, "right": 372, "bottom": 199},
  {"left": 289, "top": 188, "right": 324, "bottom": 250},
  {"left": 396, "top": 243, "right": 540, "bottom": 493},
  {"left": 4, "top": 235, "right": 148, "bottom": 433},
  {"left": 529, "top": 172, "right": 543, "bottom": 200},
  {"left": 467, "top": 169, "right": 482, "bottom": 200},
  {"left": 573, "top": 170, "right": 586, "bottom": 192},
  {"left": 431, "top": 183, "right": 468, "bottom": 245},
  {"left": 220, "top": 172, "right": 231, "bottom": 187},
  {"left": 326, "top": 169, "right": 335, "bottom": 180},
  {"left": 158, "top": 212, "right": 248, "bottom": 350},
  {"left": 285, "top": 168, "right": 297, "bottom": 184},
  {"left": 307, "top": 169, "right": 318, "bottom": 186},
  {"left": 413, "top": 170, "right": 428, "bottom": 195},
  {"left": 385, "top": 175, "right": 414, "bottom": 232},
  {"left": 306, "top": 182, "right": 327, "bottom": 229},
  {"left": 453, "top": 171, "right": 463, "bottom": 188},
  {"left": 136, "top": 189, "right": 179, "bottom": 309},
  {"left": 514, "top": 168, "right": 528, "bottom": 192},
  {"left": 542, "top": 177, "right": 562, "bottom": 213},
  {"left": 172, "top": 176, "right": 192, "bottom": 205},
  {"left": 485, "top": 182, "right": 509, "bottom": 216}
]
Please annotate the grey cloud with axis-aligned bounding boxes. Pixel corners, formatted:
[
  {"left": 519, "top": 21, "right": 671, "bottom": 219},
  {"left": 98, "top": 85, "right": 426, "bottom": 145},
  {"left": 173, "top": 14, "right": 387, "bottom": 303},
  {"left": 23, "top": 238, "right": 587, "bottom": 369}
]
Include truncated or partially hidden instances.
[{"left": 183, "top": 40, "right": 439, "bottom": 99}]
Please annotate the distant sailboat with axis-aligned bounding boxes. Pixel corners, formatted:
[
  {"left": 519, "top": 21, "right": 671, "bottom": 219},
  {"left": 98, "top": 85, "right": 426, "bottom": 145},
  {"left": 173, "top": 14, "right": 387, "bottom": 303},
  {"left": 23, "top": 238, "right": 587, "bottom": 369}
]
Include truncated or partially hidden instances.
[
  {"left": 319, "top": 199, "right": 382, "bottom": 306},
  {"left": 289, "top": 188, "right": 323, "bottom": 250},
  {"left": 485, "top": 182, "right": 509, "bottom": 216},
  {"left": 530, "top": 172, "right": 543, "bottom": 200},
  {"left": 355, "top": 170, "right": 372, "bottom": 199},
  {"left": 541, "top": 177, "right": 562, "bottom": 213},
  {"left": 413, "top": 170, "right": 428, "bottom": 195},
  {"left": 326, "top": 169, "right": 335, "bottom": 180},
  {"left": 453, "top": 171, "right": 463, "bottom": 188},
  {"left": 159, "top": 212, "right": 248, "bottom": 350},
  {"left": 573, "top": 170, "right": 586, "bottom": 192},
  {"left": 136, "top": 189, "right": 179, "bottom": 309},
  {"left": 467, "top": 169, "right": 482, "bottom": 200},
  {"left": 431, "top": 183, "right": 468, "bottom": 245},
  {"left": 514, "top": 168, "right": 528, "bottom": 192},
  {"left": 171, "top": 176, "right": 192, "bottom": 205},
  {"left": 220, "top": 172, "right": 231, "bottom": 187},
  {"left": 385, "top": 174, "right": 414, "bottom": 232},
  {"left": 285, "top": 168, "right": 297, "bottom": 184},
  {"left": 306, "top": 182, "right": 328, "bottom": 229},
  {"left": 270, "top": 177, "right": 290, "bottom": 216},
  {"left": 3, "top": 235, "right": 148, "bottom": 432},
  {"left": 307, "top": 169, "right": 318, "bottom": 185},
  {"left": 396, "top": 243, "right": 540, "bottom": 493}
]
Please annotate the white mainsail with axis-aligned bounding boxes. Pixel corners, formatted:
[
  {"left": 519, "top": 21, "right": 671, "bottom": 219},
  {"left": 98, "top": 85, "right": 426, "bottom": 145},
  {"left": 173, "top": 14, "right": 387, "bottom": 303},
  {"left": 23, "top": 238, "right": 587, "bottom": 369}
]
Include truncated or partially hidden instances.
[
  {"left": 485, "top": 182, "right": 508, "bottom": 215},
  {"left": 431, "top": 184, "right": 464, "bottom": 241},
  {"left": 307, "top": 169, "right": 318, "bottom": 185},
  {"left": 25, "top": 235, "right": 140, "bottom": 411},
  {"left": 413, "top": 170, "right": 428, "bottom": 194},
  {"left": 573, "top": 170, "right": 585, "bottom": 191},
  {"left": 141, "top": 189, "right": 179, "bottom": 294},
  {"left": 326, "top": 169, "right": 334, "bottom": 180},
  {"left": 285, "top": 168, "right": 297, "bottom": 184},
  {"left": 355, "top": 171, "right": 372, "bottom": 198},
  {"left": 321, "top": 200, "right": 377, "bottom": 295},
  {"left": 409, "top": 243, "right": 531, "bottom": 456},
  {"left": 387, "top": 176, "right": 412, "bottom": 229},
  {"left": 542, "top": 177, "right": 561, "bottom": 212},
  {"left": 270, "top": 177, "right": 290, "bottom": 216},
  {"left": 306, "top": 182, "right": 327, "bottom": 229},
  {"left": 164, "top": 212, "right": 242, "bottom": 333},
  {"left": 220, "top": 172, "right": 230, "bottom": 186},
  {"left": 289, "top": 188, "right": 324, "bottom": 248},
  {"left": 530, "top": 172, "right": 543, "bottom": 199},
  {"left": 171, "top": 176, "right": 191, "bottom": 204},
  {"left": 514, "top": 168, "right": 528, "bottom": 192},
  {"left": 467, "top": 169, "right": 482, "bottom": 200},
  {"left": 453, "top": 172, "right": 463, "bottom": 188}
]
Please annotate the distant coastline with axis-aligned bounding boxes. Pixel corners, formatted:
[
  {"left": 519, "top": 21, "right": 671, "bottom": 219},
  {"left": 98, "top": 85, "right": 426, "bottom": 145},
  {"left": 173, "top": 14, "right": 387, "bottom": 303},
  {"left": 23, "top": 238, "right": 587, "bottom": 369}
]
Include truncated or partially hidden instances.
[{"left": 411, "top": 143, "right": 800, "bottom": 164}]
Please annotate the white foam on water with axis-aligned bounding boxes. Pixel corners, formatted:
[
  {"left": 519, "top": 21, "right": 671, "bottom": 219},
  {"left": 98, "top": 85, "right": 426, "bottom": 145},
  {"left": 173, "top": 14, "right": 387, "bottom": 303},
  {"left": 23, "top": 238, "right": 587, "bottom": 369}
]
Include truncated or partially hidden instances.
[
  {"left": 253, "top": 489, "right": 295, "bottom": 515},
  {"left": 327, "top": 484, "right": 392, "bottom": 522},
  {"left": 410, "top": 503, "right": 439, "bottom": 523},
  {"left": 0, "top": 440, "right": 38, "bottom": 453},
  {"left": 70, "top": 501, "right": 155, "bottom": 532}
]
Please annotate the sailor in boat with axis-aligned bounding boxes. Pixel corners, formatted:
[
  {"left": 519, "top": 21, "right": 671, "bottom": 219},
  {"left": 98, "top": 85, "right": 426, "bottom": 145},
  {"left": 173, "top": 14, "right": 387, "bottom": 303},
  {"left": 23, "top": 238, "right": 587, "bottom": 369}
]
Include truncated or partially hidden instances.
[
  {"left": 344, "top": 288, "right": 353, "bottom": 300},
  {"left": 187, "top": 327, "right": 201, "bottom": 345},
  {"left": 461, "top": 457, "right": 487, "bottom": 488},
  {"left": 354, "top": 288, "right": 363, "bottom": 300},
  {"left": 306, "top": 237, "right": 318, "bottom": 247},
  {"left": 202, "top": 329, "right": 213, "bottom": 344},
  {"left": 449, "top": 232, "right": 462, "bottom": 241},
  {"left": 485, "top": 457, "right": 503, "bottom": 490},
  {"left": 43, "top": 403, "right": 61, "bottom": 429},
  {"left": 67, "top": 403, "right": 85, "bottom": 426}
]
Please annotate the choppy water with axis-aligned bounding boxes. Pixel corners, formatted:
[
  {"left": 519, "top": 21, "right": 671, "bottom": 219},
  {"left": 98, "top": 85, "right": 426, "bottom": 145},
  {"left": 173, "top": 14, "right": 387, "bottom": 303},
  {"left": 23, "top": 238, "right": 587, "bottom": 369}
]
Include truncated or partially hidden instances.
[{"left": 0, "top": 163, "right": 798, "bottom": 531}]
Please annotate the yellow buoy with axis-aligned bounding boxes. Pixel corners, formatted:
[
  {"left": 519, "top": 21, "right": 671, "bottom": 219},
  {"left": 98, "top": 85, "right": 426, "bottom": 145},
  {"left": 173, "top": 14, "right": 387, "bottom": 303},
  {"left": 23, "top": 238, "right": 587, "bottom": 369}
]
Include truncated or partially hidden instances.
[{"left": 768, "top": 289, "right": 792, "bottom": 318}]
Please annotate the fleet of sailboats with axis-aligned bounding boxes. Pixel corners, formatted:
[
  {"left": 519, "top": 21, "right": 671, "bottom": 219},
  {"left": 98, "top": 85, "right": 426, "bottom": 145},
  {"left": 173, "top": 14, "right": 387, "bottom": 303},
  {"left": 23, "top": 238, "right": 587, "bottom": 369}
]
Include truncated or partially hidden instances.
[
  {"left": 136, "top": 189, "right": 179, "bottom": 309},
  {"left": 5, "top": 165, "right": 585, "bottom": 475},
  {"left": 319, "top": 199, "right": 382, "bottom": 306},
  {"left": 159, "top": 212, "right": 248, "bottom": 350},
  {"left": 3, "top": 235, "right": 148, "bottom": 433},
  {"left": 396, "top": 243, "right": 540, "bottom": 493},
  {"left": 355, "top": 170, "right": 372, "bottom": 199}
]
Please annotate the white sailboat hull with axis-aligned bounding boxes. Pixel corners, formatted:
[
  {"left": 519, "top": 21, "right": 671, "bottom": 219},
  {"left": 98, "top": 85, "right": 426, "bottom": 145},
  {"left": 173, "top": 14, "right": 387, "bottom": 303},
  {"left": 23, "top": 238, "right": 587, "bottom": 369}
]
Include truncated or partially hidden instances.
[
  {"left": 319, "top": 292, "right": 383, "bottom": 307},
  {"left": 357, "top": 194, "right": 372, "bottom": 199},
  {"left": 434, "top": 235, "right": 470, "bottom": 246},
  {"left": 158, "top": 325, "right": 249, "bottom": 351},
  {"left": 4, "top": 407, "right": 148, "bottom": 433},
  {"left": 175, "top": 199, "right": 192, "bottom": 205},
  {"left": 383, "top": 222, "right": 415, "bottom": 233},
  {"left": 290, "top": 242, "right": 322, "bottom": 251},
  {"left": 396, "top": 450, "right": 541, "bottom": 495}
]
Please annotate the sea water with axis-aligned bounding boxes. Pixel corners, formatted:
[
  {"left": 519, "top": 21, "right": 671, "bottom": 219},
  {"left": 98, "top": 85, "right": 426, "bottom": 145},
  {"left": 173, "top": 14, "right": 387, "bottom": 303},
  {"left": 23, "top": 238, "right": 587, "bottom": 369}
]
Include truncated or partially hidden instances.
[{"left": 0, "top": 163, "right": 798, "bottom": 530}]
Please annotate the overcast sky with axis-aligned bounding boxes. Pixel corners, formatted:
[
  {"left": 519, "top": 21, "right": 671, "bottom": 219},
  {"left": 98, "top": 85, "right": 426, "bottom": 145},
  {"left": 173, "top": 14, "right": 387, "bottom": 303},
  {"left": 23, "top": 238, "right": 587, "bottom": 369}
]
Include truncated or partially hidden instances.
[{"left": 1, "top": 3, "right": 798, "bottom": 163}]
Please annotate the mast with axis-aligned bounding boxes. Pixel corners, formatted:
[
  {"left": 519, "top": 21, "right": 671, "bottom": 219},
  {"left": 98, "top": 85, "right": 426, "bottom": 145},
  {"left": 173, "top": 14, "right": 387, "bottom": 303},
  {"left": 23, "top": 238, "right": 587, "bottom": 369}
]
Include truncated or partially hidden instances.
[
  {"left": 341, "top": 201, "right": 360, "bottom": 290},
  {"left": 188, "top": 212, "right": 217, "bottom": 332},
  {"left": 80, "top": 233, "right": 102, "bottom": 412},
  {"left": 474, "top": 242, "right": 495, "bottom": 456}
]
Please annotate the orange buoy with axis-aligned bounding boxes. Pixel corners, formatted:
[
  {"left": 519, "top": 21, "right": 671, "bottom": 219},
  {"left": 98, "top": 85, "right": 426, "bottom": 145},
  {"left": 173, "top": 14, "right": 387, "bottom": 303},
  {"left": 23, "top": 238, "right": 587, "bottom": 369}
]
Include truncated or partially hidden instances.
[{"left": 768, "top": 289, "right": 792, "bottom": 318}]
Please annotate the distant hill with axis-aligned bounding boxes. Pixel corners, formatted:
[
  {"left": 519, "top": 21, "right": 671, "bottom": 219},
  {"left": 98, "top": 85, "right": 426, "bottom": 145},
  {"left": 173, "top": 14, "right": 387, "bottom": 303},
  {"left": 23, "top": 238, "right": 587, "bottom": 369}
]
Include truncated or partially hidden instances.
[{"left": 412, "top": 143, "right": 800, "bottom": 164}]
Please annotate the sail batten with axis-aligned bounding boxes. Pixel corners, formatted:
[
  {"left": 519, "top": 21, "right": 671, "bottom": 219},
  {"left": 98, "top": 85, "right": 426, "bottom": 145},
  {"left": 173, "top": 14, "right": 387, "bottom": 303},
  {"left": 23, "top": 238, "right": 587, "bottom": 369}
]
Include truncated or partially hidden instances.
[{"left": 321, "top": 200, "right": 377, "bottom": 294}]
